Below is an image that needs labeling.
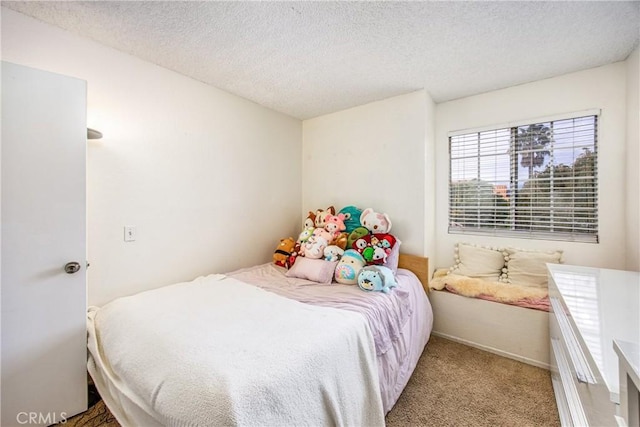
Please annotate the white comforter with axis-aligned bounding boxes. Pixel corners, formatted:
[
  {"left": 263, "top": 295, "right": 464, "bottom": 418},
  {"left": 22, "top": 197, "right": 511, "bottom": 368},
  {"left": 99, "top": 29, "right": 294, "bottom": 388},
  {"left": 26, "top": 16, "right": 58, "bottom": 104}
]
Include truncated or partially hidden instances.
[{"left": 87, "top": 274, "right": 384, "bottom": 427}]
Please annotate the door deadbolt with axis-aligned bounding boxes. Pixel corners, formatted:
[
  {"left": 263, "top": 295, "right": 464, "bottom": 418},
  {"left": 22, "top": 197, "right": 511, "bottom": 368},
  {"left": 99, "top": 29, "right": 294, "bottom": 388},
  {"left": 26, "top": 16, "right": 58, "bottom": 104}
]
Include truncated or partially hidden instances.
[{"left": 64, "top": 262, "right": 81, "bottom": 274}]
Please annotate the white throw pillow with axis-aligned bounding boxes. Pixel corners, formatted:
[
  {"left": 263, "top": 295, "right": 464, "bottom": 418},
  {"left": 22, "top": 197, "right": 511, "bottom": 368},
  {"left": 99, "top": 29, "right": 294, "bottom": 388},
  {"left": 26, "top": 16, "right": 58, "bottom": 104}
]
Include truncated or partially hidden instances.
[
  {"left": 449, "top": 243, "right": 506, "bottom": 282},
  {"left": 504, "top": 248, "right": 563, "bottom": 288}
]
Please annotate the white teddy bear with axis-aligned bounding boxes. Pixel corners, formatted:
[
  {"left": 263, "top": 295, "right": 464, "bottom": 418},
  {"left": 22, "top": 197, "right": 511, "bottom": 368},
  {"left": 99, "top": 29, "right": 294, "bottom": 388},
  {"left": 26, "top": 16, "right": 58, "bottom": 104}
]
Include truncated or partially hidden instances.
[{"left": 360, "top": 208, "right": 392, "bottom": 233}]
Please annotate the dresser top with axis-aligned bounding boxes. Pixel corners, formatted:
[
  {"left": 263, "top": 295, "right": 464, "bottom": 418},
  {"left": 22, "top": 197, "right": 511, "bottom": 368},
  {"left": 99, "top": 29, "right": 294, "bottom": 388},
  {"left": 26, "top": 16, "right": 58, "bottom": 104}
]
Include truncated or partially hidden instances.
[
  {"left": 613, "top": 339, "right": 640, "bottom": 393},
  {"left": 548, "top": 263, "right": 640, "bottom": 399}
]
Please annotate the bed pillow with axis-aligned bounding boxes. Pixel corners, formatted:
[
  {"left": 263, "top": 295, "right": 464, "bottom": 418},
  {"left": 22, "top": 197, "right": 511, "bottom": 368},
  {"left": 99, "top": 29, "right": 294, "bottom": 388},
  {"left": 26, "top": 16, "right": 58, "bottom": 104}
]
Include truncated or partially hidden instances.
[
  {"left": 285, "top": 257, "right": 338, "bottom": 284},
  {"left": 449, "top": 243, "right": 505, "bottom": 282},
  {"left": 504, "top": 248, "right": 563, "bottom": 288},
  {"left": 383, "top": 239, "right": 401, "bottom": 274}
]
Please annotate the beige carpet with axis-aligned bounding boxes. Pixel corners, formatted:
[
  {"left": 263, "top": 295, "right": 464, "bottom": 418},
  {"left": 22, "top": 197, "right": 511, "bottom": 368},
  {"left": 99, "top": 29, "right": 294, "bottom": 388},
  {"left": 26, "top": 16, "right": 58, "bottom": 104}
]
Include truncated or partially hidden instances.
[
  {"left": 386, "top": 335, "right": 559, "bottom": 426},
  {"left": 63, "top": 335, "right": 559, "bottom": 426}
]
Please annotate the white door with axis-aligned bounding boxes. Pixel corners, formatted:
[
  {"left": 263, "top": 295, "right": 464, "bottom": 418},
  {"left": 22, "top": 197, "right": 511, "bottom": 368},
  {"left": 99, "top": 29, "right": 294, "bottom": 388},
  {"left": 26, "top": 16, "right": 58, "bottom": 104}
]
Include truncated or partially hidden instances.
[{"left": 1, "top": 62, "right": 88, "bottom": 426}]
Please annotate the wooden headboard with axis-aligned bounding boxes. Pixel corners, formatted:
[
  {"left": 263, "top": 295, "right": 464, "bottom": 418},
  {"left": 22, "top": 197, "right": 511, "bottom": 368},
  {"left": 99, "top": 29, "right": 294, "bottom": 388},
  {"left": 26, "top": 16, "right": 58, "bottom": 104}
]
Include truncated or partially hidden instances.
[{"left": 398, "top": 253, "right": 429, "bottom": 293}]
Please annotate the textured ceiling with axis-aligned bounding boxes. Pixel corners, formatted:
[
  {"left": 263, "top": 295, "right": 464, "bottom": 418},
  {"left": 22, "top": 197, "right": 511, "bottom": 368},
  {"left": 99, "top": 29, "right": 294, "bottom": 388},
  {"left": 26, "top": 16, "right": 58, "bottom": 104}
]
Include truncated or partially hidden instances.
[{"left": 3, "top": 1, "right": 639, "bottom": 119}]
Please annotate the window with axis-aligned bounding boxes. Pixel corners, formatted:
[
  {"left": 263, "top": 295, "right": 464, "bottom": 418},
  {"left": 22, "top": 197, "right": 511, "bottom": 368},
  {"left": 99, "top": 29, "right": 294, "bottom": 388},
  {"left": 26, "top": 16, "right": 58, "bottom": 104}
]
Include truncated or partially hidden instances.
[{"left": 449, "top": 113, "right": 598, "bottom": 243}]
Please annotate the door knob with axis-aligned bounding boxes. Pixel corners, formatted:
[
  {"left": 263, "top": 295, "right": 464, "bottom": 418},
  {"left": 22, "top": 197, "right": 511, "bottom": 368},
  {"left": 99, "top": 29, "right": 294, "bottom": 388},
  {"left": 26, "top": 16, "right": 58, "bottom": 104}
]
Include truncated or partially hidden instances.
[{"left": 64, "top": 262, "right": 81, "bottom": 274}]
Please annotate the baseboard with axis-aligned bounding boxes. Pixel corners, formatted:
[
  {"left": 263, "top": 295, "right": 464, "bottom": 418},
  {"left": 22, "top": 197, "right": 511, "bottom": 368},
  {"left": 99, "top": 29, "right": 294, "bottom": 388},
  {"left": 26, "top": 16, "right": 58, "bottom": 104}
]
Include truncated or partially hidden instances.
[{"left": 431, "top": 331, "right": 550, "bottom": 370}]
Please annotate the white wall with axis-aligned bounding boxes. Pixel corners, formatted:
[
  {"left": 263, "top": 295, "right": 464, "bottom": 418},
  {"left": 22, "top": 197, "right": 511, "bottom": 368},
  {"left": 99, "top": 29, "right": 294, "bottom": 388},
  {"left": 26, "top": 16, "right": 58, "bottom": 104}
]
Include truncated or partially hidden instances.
[
  {"left": 302, "top": 91, "right": 434, "bottom": 257},
  {"left": 1, "top": 9, "right": 302, "bottom": 306},
  {"left": 625, "top": 46, "right": 640, "bottom": 271},
  {"left": 434, "top": 62, "right": 629, "bottom": 270}
]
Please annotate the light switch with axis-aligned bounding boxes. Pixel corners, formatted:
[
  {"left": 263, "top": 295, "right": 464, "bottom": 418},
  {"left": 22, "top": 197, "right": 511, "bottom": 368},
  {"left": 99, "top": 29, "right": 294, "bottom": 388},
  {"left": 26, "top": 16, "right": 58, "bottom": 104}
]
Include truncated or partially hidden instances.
[{"left": 124, "top": 226, "right": 136, "bottom": 242}]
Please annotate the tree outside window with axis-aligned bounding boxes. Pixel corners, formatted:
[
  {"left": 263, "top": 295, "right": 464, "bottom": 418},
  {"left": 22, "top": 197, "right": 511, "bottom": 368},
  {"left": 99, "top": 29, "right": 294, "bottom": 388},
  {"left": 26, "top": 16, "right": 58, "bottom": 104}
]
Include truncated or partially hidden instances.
[{"left": 449, "top": 115, "right": 598, "bottom": 242}]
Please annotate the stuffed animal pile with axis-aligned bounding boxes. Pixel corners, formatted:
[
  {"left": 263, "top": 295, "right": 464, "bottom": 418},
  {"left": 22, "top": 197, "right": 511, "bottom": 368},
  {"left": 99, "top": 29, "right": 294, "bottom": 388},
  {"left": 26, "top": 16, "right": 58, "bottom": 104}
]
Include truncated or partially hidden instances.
[{"left": 272, "top": 205, "right": 400, "bottom": 293}]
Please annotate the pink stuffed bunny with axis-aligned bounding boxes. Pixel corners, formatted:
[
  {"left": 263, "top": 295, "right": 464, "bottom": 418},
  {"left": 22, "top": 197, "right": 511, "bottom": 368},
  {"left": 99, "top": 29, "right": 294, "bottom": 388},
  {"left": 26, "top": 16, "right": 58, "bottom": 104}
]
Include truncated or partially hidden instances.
[{"left": 324, "top": 213, "right": 346, "bottom": 237}]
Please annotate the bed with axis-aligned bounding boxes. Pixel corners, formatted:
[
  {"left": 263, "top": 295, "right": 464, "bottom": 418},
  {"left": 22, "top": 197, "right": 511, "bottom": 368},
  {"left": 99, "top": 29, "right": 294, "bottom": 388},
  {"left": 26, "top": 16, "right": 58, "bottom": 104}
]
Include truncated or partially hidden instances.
[{"left": 87, "top": 253, "right": 432, "bottom": 426}]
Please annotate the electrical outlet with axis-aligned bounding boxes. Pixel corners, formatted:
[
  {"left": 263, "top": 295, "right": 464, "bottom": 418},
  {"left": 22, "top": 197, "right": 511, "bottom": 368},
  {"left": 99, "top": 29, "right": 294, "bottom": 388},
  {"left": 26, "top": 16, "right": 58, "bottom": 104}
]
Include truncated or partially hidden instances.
[{"left": 124, "top": 226, "right": 137, "bottom": 242}]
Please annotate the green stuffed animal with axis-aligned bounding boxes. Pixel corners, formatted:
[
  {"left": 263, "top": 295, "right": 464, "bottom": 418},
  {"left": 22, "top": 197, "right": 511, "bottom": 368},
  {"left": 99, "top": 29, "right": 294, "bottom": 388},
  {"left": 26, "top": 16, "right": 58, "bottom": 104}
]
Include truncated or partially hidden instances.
[{"left": 347, "top": 226, "right": 370, "bottom": 248}]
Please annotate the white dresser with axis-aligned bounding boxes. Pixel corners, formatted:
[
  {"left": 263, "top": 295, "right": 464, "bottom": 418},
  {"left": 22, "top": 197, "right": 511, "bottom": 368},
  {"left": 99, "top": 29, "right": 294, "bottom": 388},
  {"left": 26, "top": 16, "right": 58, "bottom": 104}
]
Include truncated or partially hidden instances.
[
  {"left": 614, "top": 340, "right": 640, "bottom": 426},
  {"left": 548, "top": 264, "right": 640, "bottom": 427}
]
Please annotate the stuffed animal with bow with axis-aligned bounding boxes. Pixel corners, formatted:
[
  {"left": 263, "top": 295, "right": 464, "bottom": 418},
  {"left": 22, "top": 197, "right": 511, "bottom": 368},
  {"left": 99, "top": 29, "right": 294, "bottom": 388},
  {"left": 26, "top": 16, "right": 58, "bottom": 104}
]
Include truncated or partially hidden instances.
[{"left": 324, "top": 213, "right": 346, "bottom": 239}]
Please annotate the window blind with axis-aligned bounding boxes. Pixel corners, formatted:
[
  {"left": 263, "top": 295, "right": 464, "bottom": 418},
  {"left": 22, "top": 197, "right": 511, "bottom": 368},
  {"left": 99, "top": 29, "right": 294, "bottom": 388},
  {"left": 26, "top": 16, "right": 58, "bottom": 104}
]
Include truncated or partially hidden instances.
[{"left": 449, "top": 115, "right": 598, "bottom": 243}]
